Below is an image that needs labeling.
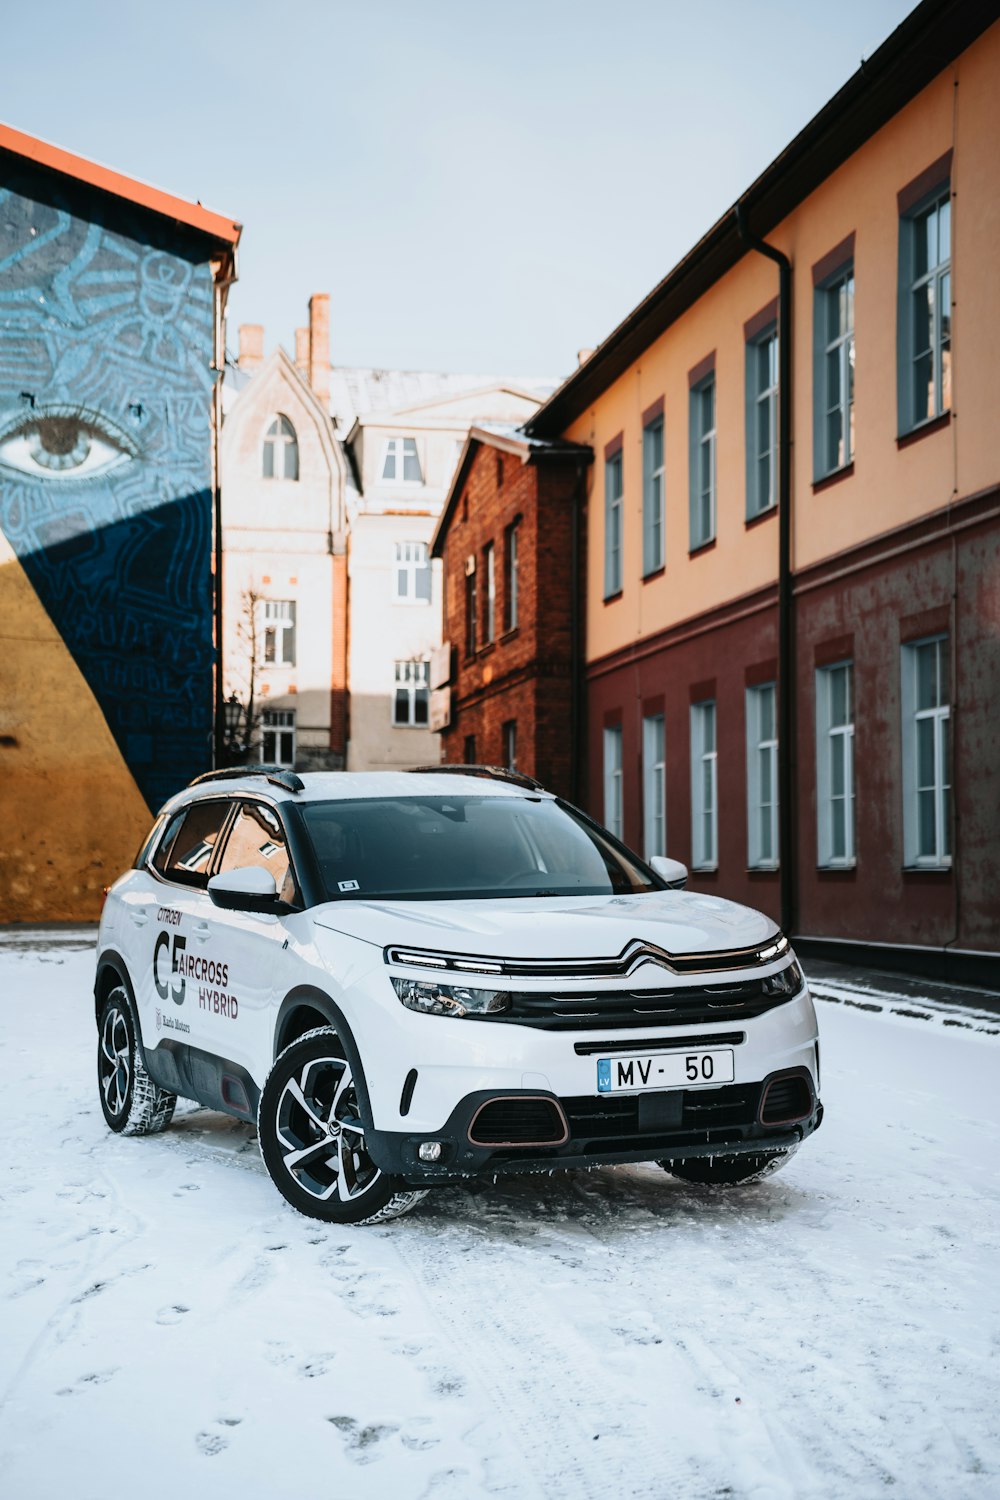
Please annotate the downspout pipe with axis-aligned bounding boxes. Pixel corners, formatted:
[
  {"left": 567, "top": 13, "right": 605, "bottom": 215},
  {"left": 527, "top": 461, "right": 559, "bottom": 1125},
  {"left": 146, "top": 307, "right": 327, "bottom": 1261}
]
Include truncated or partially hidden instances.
[
  {"left": 569, "top": 457, "right": 585, "bottom": 805},
  {"left": 735, "top": 203, "right": 796, "bottom": 936}
]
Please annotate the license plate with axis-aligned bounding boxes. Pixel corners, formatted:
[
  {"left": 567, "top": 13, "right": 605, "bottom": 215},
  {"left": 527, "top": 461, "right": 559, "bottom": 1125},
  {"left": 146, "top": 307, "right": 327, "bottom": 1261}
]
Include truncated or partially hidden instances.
[{"left": 596, "top": 1049, "right": 735, "bottom": 1093}]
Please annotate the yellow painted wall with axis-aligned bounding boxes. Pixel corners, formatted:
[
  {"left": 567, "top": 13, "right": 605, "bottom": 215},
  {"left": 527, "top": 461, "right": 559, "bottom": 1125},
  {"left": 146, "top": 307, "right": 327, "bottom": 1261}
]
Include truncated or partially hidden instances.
[
  {"left": 0, "top": 532, "right": 153, "bottom": 923},
  {"left": 568, "top": 23, "right": 1000, "bottom": 665}
]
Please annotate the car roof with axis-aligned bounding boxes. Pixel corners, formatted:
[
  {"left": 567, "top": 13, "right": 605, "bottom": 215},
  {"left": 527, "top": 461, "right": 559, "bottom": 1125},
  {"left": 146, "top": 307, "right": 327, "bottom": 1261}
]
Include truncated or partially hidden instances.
[{"left": 159, "top": 769, "right": 554, "bottom": 816}]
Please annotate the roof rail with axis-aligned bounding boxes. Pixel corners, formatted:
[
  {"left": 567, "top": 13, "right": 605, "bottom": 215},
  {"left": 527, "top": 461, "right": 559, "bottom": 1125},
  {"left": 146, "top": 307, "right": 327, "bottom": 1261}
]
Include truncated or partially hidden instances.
[
  {"left": 409, "top": 764, "right": 547, "bottom": 793},
  {"left": 188, "top": 765, "right": 305, "bottom": 794}
]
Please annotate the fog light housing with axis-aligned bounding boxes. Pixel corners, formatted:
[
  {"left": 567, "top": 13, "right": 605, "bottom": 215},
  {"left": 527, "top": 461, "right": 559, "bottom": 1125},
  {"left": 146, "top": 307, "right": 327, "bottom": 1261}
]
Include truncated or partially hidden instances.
[{"left": 418, "top": 1141, "right": 444, "bottom": 1162}]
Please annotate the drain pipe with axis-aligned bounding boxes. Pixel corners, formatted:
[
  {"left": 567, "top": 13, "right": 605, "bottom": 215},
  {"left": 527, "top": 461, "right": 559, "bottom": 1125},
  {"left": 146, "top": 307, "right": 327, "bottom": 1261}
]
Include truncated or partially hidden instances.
[
  {"left": 569, "top": 455, "right": 588, "bottom": 806},
  {"left": 736, "top": 203, "right": 796, "bottom": 936}
]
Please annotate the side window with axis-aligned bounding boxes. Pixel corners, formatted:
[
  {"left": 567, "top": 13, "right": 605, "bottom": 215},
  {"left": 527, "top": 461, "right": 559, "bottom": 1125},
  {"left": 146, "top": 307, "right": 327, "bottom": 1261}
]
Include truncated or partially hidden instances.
[
  {"left": 155, "top": 801, "right": 231, "bottom": 889},
  {"left": 217, "top": 801, "right": 296, "bottom": 903}
]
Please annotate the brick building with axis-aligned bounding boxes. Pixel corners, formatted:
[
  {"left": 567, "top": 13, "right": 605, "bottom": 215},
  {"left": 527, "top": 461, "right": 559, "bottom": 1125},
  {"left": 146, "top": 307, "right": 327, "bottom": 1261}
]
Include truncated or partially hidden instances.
[{"left": 431, "top": 426, "right": 590, "bottom": 798}]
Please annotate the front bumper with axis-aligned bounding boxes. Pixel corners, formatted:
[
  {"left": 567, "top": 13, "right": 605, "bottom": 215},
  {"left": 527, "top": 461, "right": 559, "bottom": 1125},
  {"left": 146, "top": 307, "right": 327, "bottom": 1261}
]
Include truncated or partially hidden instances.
[{"left": 367, "top": 1071, "right": 823, "bottom": 1186}]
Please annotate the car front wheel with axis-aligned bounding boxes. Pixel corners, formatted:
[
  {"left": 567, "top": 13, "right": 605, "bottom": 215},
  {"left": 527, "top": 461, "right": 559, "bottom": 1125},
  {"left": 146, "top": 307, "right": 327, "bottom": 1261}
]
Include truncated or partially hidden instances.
[
  {"left": 258, "top": 1027, "right": 427, "bottom": 1225},
  {"left": 660, "top": 1147, "right": 796, "bottom": 1187},
  {"left": 97, "top": 986, "right": 176, "bottom": 1135}
]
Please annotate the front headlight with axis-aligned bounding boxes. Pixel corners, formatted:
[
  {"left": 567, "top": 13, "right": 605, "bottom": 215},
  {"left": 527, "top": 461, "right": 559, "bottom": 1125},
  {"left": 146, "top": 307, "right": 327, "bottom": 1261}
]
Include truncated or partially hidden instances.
[
  {"left": 390, "top": 976, "right": 512, "bottom": 1018},
  {"left": 761, "top": 959, "right": 803, "bottom": 998}
]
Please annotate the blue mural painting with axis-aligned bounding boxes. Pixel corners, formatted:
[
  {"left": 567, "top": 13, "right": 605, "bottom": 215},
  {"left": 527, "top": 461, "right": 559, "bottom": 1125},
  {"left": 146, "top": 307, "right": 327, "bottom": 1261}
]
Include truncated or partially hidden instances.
[{"left": 0, "top": 165, "right": 218, "bottom": 810}]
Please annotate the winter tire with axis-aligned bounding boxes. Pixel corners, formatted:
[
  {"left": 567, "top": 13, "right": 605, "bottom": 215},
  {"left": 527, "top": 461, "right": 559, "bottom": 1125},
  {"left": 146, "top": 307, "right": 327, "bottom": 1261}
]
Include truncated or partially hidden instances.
[
  {"left": 660, "top": 1147, "right": 797, "bottom": 1187},
  {"left": 258, "top": 1026, "right": 428, "bottom": 1225},
  {"left": 97, "top": 986, "right": 176, "bottom": 1135}
]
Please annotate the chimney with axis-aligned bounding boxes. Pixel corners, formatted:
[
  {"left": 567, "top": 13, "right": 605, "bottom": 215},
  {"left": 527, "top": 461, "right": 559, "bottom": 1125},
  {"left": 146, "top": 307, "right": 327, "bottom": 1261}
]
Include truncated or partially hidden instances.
[
  {"left": 239, "top": 324, "right": 264, "bottom": 371},
  {"left": 308, "top": 293, "right": 330, "bottom": 405},
  {"left": 294, "top": 327, "right": 310, "bottom": 375}
]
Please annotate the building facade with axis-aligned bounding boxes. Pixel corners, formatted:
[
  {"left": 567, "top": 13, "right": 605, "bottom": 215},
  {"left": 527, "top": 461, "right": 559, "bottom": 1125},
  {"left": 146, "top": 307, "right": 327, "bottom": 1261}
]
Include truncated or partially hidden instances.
[
  {"left": 220, "top": 297, "right": 349, "bottom": 772},
  {"left": 431, "top": 426, "right": 590, "bottom": 799},
  {"left": 526, "top": 0, "right": 1000, "bottom": 973},
  {"left": 0, "top": 124, "right": 239, "bottom": 922}
]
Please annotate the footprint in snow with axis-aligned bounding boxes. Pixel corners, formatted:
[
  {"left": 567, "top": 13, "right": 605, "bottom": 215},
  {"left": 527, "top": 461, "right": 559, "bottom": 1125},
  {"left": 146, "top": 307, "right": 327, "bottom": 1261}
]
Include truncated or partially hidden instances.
[
  {"left": 326, "top": 1415, "right": 400, "bottom": 1464},
  {"left": 195, "top": 1431, "right": 229, "bottom": 1457},
  {"left": 155, "top": 1304, "right": 190, "bottom": 1325},
  {"left": 56, "top": 1368, "right": 119, "bottom": 1396}
]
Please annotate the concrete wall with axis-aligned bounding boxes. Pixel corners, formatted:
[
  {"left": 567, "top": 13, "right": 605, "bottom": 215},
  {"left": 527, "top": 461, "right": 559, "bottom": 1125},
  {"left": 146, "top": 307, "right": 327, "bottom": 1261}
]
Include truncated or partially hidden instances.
[{"left": 0, "top": 166, "right": 220, "bottom": 921}]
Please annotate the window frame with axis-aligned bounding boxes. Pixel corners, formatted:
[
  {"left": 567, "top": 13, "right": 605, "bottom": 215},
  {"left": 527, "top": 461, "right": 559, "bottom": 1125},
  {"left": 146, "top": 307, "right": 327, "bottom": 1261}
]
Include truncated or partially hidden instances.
[
  {"left": 812, "top": 262, "right": 855, "bottom": 480},
  {"left": 900, "top": 634, "right": 951, "bottom": 868},
  {"left": 604, "top": 447, "right": 624, "bottom": 598},
  {"left": 642, "top": 712, "right": 666, "bottom": 860},
  {"left": 392, "top": 659, "right": 430, "bottom": 728},
  {"left": 259, "top": 599, "right": 297, "bottom": 667},
  {"left": 603, "top": 723, "right": 623, "bottom": 840},
  {"left": 815, "top": 660, "right": 856, "bottom": 868},
  {"left": 262, "top": 708, "right": 296, "bottom": 768},
  {"left": 393, "top": 541, "right": 432, "bottom": 605},
  {"left": 897, "top": 179, "right": 952, "bottom": 436},
  {"left": 688, "top": 374, "right": 716, "bottom": 550},
  {"left": 380, "top": 436, "right": 423, "bottom": 484},
  {"left": 642, "top": 414, "right": 665, "bottom": 577},
  {"left": 502, "top": 719, "right": 517, "bottom": 771},
  {"left": 483, "top": 542, "right": 496, "bottom": 645},
  {"left": 745, "top": 324, "right": 778, "bottom": 519},
  {"left": 746, "top": 682, "right": 779, "bottom": 869},
  {"left": 503, "top": 519, "right": 520, "bottom": 632},
  {"left": 689, "top": 700, "right": 717, "bottom": 871},
  {"left": 262, "top": 414, "right": 299, "bottom": 482},
  {"left": 464, "top": 565, "right": 477, "bottom": 659}
]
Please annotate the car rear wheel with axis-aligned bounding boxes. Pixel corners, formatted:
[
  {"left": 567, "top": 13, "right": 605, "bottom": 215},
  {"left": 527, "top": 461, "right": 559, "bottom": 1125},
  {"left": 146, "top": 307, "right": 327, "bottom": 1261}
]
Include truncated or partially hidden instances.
[
  {"left": 258, "top": 1027, "right": 427, "bottom": 1225},
  {"left": 660, "top": 1147, "right": 796, "bottom": 1186},
  {"left": 97, "top": 986, "right": 176, "bottom": 1135}
]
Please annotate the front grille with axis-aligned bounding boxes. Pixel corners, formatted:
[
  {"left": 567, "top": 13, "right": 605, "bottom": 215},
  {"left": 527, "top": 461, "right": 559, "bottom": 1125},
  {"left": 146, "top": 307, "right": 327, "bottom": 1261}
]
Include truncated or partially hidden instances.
[
  {"left": 503, "top": 979, "right": 794, "bottom": 1031},
  {"left": 563, "top": 1084, "right": 761, "bottom": 1148},
  {"left": 469, "top": 1097, "right": 568, "bottom": 1146},
  {"left": 760, "top": 1074, "right": 813, "bottom": 1125}
]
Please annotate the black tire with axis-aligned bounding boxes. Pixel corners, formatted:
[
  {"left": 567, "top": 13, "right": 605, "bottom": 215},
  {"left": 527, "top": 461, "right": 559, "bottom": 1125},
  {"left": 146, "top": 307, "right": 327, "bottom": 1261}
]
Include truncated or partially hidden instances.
[
  {"left": 257, "top": 1026, "right": 427, "bottom": 1225},
  {"left": 97, "top": 986, "right": 176, "bottom": 1136},
  {"left": 660, "top": 1147, "right": 796, "bottom": 1187}
]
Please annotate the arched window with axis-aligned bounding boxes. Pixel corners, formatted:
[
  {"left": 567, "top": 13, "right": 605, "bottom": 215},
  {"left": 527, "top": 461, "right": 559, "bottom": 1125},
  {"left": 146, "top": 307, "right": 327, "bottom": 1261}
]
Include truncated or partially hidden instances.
[{"left": 262, "top": 415, "right": 299, "bottom": 481}]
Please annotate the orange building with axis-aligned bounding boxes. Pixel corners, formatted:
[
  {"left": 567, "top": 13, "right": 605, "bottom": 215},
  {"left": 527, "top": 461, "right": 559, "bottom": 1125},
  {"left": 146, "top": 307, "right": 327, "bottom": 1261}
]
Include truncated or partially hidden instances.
[{"left": 526, "top": 0, "right": 1000, "bottom": 979}]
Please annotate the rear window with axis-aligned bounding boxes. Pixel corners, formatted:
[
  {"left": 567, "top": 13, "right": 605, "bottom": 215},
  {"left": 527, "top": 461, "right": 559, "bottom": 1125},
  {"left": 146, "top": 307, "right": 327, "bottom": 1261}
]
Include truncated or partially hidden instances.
[{"left": 152, "top": 800, "right": 231, "bottom": 889}]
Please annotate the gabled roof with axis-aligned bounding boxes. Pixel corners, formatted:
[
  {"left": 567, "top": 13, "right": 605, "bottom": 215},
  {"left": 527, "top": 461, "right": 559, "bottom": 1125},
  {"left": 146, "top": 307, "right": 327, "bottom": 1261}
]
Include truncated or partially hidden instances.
[
  {"left": 0, "top": 121, "right": 241, "bottom": 271},
  {"left": 328, "top": 366, "right": 557, "bottom": 437},
  {"left": 527, "top": 0, "right": 995, "bottom": 437}
]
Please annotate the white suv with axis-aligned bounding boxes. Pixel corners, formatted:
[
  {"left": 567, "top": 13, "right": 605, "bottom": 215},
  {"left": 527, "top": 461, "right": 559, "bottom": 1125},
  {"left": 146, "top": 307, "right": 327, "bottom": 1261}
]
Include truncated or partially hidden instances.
[{"left": 94, "top": 766, "right": 822, "bottom": 1224}]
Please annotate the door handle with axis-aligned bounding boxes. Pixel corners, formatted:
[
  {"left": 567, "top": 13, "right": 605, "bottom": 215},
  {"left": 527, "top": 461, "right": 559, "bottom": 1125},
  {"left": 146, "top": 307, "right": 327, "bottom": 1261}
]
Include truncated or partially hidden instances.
[
  {"left": 193, "top": 922, "right": 211, "bottom": 943},
  {"left": 129, "top": 911, "right": 148, "bottom": 927}
]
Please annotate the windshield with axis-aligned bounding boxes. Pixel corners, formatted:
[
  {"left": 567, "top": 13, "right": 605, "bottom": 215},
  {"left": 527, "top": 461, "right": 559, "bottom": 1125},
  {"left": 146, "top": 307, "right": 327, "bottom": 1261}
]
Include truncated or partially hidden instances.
[{"left": 300, "top": 795, "right": 660, "bottom": 902}]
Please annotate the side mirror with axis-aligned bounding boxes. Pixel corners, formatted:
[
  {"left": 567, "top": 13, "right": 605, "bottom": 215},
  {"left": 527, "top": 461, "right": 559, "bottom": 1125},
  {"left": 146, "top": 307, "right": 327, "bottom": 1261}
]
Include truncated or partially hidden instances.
[
  {"left": 650, "top": 855, "right": 688, "bottom": 890},
  {"left": 208, "top": 865, "right": 280, "bottom": 913}
]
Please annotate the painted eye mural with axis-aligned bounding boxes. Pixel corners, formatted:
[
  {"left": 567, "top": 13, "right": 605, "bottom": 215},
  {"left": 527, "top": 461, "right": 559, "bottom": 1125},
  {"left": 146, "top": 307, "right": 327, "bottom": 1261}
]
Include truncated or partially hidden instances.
[{"left": 0, "top": 406, "right": 137, "bottom": 479}]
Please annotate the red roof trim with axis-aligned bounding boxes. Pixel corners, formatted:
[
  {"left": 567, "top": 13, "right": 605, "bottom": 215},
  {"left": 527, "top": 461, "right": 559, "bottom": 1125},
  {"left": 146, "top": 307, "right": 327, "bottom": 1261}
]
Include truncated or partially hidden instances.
[{"left": 0, "top": 122, "right": 241, "bottom": 247}]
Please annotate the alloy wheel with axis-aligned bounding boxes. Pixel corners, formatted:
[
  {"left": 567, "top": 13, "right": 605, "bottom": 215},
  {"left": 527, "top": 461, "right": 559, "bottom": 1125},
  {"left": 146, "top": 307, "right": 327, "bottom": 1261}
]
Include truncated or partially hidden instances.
[{"left": 274, "top": 1055, "right": 380, "bottom": 1203}]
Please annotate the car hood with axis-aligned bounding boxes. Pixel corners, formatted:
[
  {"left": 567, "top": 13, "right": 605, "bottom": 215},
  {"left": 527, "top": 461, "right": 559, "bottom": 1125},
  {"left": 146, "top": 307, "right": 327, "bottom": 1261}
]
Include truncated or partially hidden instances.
[{"left": 311, "top": 889, "right": 776, "bottom": 963}]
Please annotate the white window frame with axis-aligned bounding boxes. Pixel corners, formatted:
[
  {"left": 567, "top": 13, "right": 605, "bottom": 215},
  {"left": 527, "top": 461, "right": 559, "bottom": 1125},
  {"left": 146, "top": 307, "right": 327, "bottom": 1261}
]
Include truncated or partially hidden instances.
[
  {"left": 603, "top": 724, "right": 623, "bottom": 839},
  {"left": 262, "top": 415, "right": 299, "bottom": 482},
  {"left": 505, "top": 521, "right": 519, "bottom": 631},
  {"left": 815, "top": 661, "right": 855, "bottom": 867},
  {"left": 814, "top": 266, "right": 855, "bottom": 478},
  {"left": 484, "top": 542, "right": 496, "bottom": 644},
  {"left": 262, "top": 708, "right": 296, "bottom": 767},
  {"left": 393, "top": 541, "right": 431, "bottom": 604},
  {"left": 746, "top": 328, "right": 778, "bottom": 518},
  {"left": 642, "top": 415, "right": 665, "bottom": 577},
  {"left": 258, "top": 599, "right": 296, "bottom": 667},
  {"left": 690, "top": 700, "right": 717, "bottom": 870},
  {"left": 746, "top": 683, "right": 778, "bottom": 869},
  {"left": 901, "top": 635, "right": 951, "bottom": 867},
  {"left": 689, "top": 376, "right": 716, "bottom": 550},
  {"left": 392, "top": 659, "right": 430, "bottom": 728},
  {"left": 642, "top": 713, "right": 666, "bottom": 860},
  {"left": 899, "top": 185, "right": 951, "bottom": 434},
  {"left": 604, "top": 450, "right": 624, "bottom": 598},
  {"left": 381, "top": 436, "right": 423, "bottom": 484}
]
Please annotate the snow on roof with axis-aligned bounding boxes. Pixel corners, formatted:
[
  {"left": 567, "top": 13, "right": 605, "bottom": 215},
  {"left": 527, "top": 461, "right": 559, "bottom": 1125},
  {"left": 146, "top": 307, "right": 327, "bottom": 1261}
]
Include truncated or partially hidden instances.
[{"left": 328, "top": 367, "right": 557, "bottom": 437}]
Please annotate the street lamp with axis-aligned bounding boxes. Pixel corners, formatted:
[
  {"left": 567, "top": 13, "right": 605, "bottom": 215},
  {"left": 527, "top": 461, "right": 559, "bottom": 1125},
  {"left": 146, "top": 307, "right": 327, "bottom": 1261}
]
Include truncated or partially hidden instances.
[{"left": 223, "top": 694, "right": 245, "bottom": 764}]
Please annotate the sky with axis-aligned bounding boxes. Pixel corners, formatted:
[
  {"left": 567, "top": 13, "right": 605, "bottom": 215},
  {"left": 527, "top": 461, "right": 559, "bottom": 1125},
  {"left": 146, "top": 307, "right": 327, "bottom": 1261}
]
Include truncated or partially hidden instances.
[{"left": 4, "top": 0, "right": 917, "bottom": 379}]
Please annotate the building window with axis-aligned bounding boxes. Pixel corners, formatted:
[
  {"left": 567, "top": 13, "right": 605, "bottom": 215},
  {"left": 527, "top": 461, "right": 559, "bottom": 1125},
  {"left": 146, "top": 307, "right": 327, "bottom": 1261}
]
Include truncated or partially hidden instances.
[
  {"left": 381, "top": 436, "right": 423, "bottom": 483},
  {"left": 690, "top": 701, "right": 717, "bottom": 870},
  {"left": 816, "top": 661, "right": 855, "bottom": 866},
  {"left": 642, "top": 415, "right": 665, "bottom": 576},
  {"left": 262, "top": 709, "right": 295, "bottom": 767},
  {"left": 901, "top": 635, "right": 950, "bottom": 866},
  {"left": 504, "top": 520, "right": 520, "bottom": 631},
  {"left": 393, "top": 659, "right": 429, "bottom": 727},
  {"left": 746, "top": 683, "right": 778, "bottom": 868},
  {"left": 260, "top": 600, "right": 296, "bottom": 667},
  {"left": 603, "top": 724, "right": 623, "bottom": 839},
  {"left": 502, "top": 719, "right": 517, "bottom": 770},
  {"left": 642, "top": 713, "right": 665, "bottom": 859},
  {"left": 463, "top": 734, "right": 477, "bottom": 764},
  {"left": 814, "top": 265, "right": 855, "bottom": 478},
  {"left": 483, "top": 543, "right": 496, "bottom": 644},
  {"left": 262, "top": 415, "right": 298, "bottom": 481},
  {"left": 689, "top": 375, "right": 716, "bottom": 549},
  {"left": 604, "top": 448, "right": 623, "bottom": 598},
  {"left": 746, "top": 327, "right": 778, "bottom": 518},
  {"left": 464, "top": 565, "right": 477, "bottom": 658},
  {"left": 899, "top": 185, "right": 951, "bottom": 433},
  {"left": 394, "top": 541, "right": 431, "bottom": 603}
]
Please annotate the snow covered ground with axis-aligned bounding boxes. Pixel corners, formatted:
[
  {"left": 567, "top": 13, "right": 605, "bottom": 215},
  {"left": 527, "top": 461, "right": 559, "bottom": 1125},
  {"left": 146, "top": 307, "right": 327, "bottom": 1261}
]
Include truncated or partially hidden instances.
[{"left": 1, "top": 935, "right": 998, "bottom": 1500}]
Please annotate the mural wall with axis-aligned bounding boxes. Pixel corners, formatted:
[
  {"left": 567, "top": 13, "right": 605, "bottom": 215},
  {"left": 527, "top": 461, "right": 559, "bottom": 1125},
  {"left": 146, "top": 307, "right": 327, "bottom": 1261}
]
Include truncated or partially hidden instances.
[{"left": 0, "top": 165, "right": 220, "bottom": 921}]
